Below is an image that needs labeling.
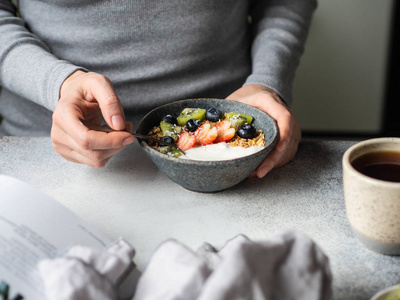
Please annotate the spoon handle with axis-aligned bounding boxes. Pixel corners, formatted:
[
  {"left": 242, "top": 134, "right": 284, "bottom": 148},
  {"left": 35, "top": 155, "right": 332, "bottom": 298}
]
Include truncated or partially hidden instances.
[{"left": 78, "top": 119, "right": 179, "bottom": 148}]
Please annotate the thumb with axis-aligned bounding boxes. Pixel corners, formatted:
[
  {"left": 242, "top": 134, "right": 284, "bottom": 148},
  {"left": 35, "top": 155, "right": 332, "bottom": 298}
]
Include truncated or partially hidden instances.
[{"left": 87, "top": 75, "right": 126, "bottom": 130}]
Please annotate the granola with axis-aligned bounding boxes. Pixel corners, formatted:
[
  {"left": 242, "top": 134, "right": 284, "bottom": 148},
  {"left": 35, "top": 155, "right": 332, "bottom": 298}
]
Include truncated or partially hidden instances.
[
  {"left": 149, "top": 122, "right": 265, "bottom": 150},
  {"left": 228, "top": 130, "right": 266, "bottom": 148}
]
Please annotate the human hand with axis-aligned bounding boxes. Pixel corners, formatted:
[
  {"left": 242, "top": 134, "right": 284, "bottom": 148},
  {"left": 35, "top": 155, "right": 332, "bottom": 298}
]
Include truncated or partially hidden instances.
[
  {"left": 51, "top": 71, "right": 134, "bottom": 168},
  {"left": 226, "top": 84, "right": 301, "bottom": 178}
]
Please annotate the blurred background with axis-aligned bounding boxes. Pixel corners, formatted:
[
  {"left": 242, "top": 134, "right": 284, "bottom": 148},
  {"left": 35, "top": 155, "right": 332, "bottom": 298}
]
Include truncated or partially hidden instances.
[{"left": 292, "top": 0, "right": 399, "bottom": 138}]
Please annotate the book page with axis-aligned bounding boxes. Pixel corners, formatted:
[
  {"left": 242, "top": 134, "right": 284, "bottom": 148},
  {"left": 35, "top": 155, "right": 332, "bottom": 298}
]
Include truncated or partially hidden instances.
[{"left": 0, "top": 175, "right": 112, "bottom": 300}]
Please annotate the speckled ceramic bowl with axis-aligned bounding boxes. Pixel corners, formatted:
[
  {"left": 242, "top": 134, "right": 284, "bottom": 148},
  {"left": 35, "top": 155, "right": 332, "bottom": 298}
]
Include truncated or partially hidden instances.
[{"left": 136, "top": 98, "right": 279, "bottom": 193}]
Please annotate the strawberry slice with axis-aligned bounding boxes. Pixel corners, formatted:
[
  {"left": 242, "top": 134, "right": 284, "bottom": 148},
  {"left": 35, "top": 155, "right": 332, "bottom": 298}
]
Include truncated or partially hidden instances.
[
  {"left": 214, "top": 120, "right": 236, "bottom": 143},
  {"left": 177, "top": 132, "right": 196, "bottom": 151},
  {"left": 194, "top": 123, "right": 218, "bottom": 146}
]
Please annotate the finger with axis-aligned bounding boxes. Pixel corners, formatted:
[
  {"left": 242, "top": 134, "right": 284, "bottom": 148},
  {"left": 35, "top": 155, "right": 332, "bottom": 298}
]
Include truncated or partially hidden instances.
[
  {"left": 255, "top": 130, "right": 301, "bottom": 178},
  {"left": 238, "top": 95, "right": 293, "bottom": 153},
  {"left": 57, "top": 105, "right": 133, "bottom": 150},
  {"left": 275, "top": 111, "right": 293, "bottom": 153},
  {"left": 55, "top": 135, "right": 125, "bottom": 163},
  {"left": 275, "top": 129, "right": 301, "bottom": 169},
  {"left": 81, "top": 130, "right": 134, "bottom": 150},
  {"left": 84, "top": 75, "right": 126, "bottom": 130},
  {"left": 56, "top": 146, "right": 114, "bottom": 168},
  {"left": 254, "top": 99, "right": 293, "bottom": 153},
  {"left": 255, "top": 148, "right": 282, "bottom": 178},
  {"left": 52, "top": 125, "right": 126, "bottom": 164}
]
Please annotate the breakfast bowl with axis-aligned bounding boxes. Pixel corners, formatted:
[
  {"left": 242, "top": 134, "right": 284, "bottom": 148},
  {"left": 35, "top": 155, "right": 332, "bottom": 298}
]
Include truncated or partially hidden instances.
[{"left": 136, "top": 98, "right": 279, "bottom": 193}]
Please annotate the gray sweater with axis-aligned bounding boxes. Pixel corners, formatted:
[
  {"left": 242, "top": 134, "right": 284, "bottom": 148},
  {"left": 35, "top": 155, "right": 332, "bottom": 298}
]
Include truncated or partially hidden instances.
[{"left": 0, "top": 0, "right": 316, "bottom": 136}]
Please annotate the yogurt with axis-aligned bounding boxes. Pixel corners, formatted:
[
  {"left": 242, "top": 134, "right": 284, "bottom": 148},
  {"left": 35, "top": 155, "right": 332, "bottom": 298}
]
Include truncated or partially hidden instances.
[{"left": 182, "top": 142, "right": 264, "bottom": 161}]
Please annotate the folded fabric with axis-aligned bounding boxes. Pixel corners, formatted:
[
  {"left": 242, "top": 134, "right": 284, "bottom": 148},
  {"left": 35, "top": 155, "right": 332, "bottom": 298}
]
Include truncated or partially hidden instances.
[
  {"left": 133, "top": 231, "right": 332, "bottom": 300},
  {"left": 39, "top": 231, "right": 332, "bottom": 300},
  {"left": 38, "top": 238, "right": 137, "bottom": 300}
]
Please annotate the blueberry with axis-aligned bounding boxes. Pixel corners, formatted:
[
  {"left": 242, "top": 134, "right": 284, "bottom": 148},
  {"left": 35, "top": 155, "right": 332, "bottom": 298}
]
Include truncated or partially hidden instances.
[
  {"left": 160, "top": 136, "right": 175, "bottom": 144},
  {"left": 237, "top": 124, "right": 257, "bottom": 139},
  {"left": 186, "top": 118, "right": 202, "bottom": 132},
  {"left": 161, "top": 114, "right": 176, "bottom": 124},
  {"left": 206, "top": 108, "right": 223, "bottom": 122}
]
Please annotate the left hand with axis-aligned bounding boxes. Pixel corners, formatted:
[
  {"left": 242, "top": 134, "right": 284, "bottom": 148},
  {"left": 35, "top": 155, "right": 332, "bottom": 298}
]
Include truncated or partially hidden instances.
[{"left": 226, "top": 84, "right": 301, "bottom": 178}]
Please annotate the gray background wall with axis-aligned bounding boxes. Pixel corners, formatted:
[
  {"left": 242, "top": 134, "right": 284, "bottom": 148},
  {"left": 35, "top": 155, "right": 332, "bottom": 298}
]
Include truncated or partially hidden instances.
[{"left": 291, "top": 0, "right": 393, "bottom": 135}]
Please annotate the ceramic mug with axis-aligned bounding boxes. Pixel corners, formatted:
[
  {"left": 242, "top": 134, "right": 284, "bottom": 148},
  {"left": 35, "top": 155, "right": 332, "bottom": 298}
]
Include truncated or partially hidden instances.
[
  {"left": 342, "top": 137, "right": 400, "bottom": 255},
  {"left": 370, "top": 284, "right": 400, "bottom": 300}
]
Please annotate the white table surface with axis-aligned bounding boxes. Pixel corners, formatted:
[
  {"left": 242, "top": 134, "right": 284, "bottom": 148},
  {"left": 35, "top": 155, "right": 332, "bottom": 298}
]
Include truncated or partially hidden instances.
[{"left": 1, "top": 136, "right": 399, "bottom": 300}]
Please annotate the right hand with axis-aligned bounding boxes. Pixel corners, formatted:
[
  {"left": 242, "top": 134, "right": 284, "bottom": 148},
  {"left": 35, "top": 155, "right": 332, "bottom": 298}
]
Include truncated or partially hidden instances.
[
  {"left": 51, "top": 71, "right": 134, "bottom": 168},
  {"left": 226, "top": 84, "right": 301, "bottom": 178}
]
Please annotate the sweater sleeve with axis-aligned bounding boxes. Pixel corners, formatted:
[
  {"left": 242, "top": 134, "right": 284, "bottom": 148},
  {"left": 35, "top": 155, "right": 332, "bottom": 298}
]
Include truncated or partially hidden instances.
[
  {"left": 244, "top": 0, "right": 317, "bottom": 106},
  {"left": 0, "top": 1, "right": 86, "bottom": 111}
]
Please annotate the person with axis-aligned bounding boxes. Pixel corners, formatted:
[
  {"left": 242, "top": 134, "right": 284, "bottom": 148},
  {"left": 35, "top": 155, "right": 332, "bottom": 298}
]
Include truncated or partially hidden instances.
[{"left": 0, "top": 0, "right": 317, "bottom": 178}]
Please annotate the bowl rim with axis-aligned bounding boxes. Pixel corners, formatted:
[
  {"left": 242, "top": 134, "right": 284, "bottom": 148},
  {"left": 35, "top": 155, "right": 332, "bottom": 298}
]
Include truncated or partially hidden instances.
[
  {"left": 136, "top": 98, "right": 279, "bottom": 165},
  {"left": 342, "top": 137, "right": 400, "bottom": 187},
  {"left": 370, "top": 284, "right": 400, "bottom": 300}
]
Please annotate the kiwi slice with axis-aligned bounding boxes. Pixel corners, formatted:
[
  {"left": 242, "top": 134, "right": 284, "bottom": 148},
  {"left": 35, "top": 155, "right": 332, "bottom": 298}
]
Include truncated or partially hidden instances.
[
  {"left": 157, "top": 146, "right": 183, "bottom": 158},
  {"left": 224, "top": 112, "right": 253, "bottom": 128},
  {"left": 160, "top": 121, "right": 181, "bottom": 141},
  {"left": 177, "top": 108, "right": 206, "bottom": 126}
]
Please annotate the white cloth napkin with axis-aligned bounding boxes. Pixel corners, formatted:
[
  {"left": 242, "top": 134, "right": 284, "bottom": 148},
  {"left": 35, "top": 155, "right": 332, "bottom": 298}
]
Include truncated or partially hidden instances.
[
  {"left": 134, "top": 231, "right": 332, "bottom": 300},
  {"left": 38, "top": 238, "right": 137, "bottom": 300},
  {"left": 39, "top": 231, "right": 332, "bottom": 300}
]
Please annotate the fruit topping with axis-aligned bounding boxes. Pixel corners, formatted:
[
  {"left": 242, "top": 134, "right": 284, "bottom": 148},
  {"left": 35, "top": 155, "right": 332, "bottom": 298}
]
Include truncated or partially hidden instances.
[
  {"left": 148, "top": 106, "right": 265, "bottom": 158},
  {"left": 160, "top": 121, "right": 181, "bottom": 141},
  {"left": 237, "top": 123, "right": 257, "bottom": 139},
  {"left": 225, "top": 112, "right": 253, "bottom": 128},
  {"left": 214, "top": 120, "right": 236, "bottom": 143},
  {"left": 160, "top": 136, "right": 175, "bottom": 144},
  {"left": 206, "top": 107, "right": 223, "bottom": 122},
  {"left": 157, "top": 146, "right": 183, "bottom": 158},
  {"left": 177, "top": 108, "right": 206, "bottom": 126},
  {"left": 177, "top": 132, "right": 197, "bottom": 151},
  {"left": 160, "top": 114, "right": 176, "bottom": 124},
  {"left": 186, "top": 118, "right": 202, "bottom": 132},
  {"left": 194, "top": 123, "right": 218, "bottom": 146}
]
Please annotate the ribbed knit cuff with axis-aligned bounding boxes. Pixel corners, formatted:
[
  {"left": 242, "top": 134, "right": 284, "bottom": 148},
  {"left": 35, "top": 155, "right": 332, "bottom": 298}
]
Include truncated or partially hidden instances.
[
  {"left": 45, "top": 62, "right": 88, "bottom": 111},
  {"left": 243, "top": 75, "right": 291, "bottom": 107},
  {"left": 1, "top": 40, "right": 88, "bottom": 112}
]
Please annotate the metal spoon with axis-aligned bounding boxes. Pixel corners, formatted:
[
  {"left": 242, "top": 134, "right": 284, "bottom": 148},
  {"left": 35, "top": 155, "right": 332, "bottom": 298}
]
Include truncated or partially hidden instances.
[{"left": 79, "top": 119, "right": 181, "bottom": 149}]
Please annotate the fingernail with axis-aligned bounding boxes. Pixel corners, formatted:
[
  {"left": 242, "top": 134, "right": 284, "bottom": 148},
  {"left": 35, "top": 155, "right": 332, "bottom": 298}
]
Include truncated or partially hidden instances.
[
  {"left": 277, "top": 141, "right": 287, "bottom": 152},
  {"left": 112, "top": 115, "right": 125, "bottom": 130},
  {"left": 122, "top": 136, "right": 134, "bottom": 146},
  {"left": 260, "top": 165, "right": 272, "bottom": 178}
]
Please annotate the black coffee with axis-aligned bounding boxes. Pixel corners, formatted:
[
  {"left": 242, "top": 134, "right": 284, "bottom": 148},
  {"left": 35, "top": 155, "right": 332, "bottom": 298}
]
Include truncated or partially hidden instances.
[{"left": 352, "top": 151, "right": 400, "bottom": 182}]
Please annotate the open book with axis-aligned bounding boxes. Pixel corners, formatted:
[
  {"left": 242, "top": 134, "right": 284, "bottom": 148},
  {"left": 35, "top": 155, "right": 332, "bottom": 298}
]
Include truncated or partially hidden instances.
[{"left": 0, "top": 175, "right": 113, "bottom": 300}]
